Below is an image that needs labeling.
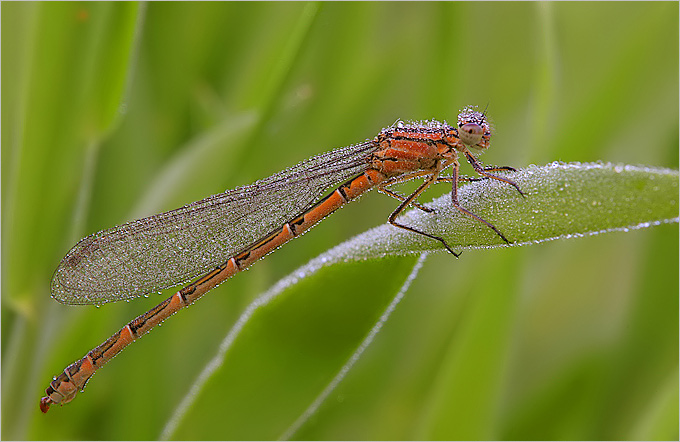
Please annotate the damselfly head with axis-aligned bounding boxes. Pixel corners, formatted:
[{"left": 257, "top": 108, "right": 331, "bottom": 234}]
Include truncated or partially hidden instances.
[{"left": 457, "top": 106, "right": 492, "bottom": 151}]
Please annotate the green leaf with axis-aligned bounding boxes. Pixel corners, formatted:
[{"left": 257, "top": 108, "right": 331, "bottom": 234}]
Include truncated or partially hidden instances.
[{"left": 350, "top": 162, "right": 679, "bottom": 256}]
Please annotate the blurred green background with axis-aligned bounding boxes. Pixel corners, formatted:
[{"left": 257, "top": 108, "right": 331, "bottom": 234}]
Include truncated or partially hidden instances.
[{"left": 2, "top": 2, "right": 678, "bottom": 440}]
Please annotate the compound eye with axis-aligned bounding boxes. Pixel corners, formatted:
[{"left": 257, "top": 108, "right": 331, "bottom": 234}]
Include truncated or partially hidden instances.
[{"left": 459, "top": 122, "right": 484, "bottom": 146}]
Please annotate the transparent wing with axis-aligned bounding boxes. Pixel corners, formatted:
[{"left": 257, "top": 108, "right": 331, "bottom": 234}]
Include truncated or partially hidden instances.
[{"left": 51, "top": 141, "right": 379, "bottom": 305}]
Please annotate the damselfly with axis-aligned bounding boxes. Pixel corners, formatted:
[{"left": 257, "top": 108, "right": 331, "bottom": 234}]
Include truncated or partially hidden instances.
[{"left": 41, "top": 106, "right": 523, "bottom": 412}]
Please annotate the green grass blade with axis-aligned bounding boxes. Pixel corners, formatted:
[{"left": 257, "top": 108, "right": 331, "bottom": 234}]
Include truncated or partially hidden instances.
[{"left": 328, "top": 162, "right": 679, "bottom": 258}]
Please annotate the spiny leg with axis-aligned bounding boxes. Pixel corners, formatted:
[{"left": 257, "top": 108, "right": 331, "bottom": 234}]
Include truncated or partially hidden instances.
[
  {"left": 481, "top": 165, "right": 516, "bottom": 173},
  {"left": 378, "top": 187, "right": 434, "bottom": 213},
  {"left": 462, "top": 150, "right": 525, "bottom": 197},
  {"left": 437, "top": 166, "right": 516, "bottom": 185},
  {"left": 449, "top": 161, "right": 512, "bottom": 244},
  {"left": 378, "top": 169, "right": 439, "bottom": 214},
  {"left": 437, "top": 175, "right": 487, "bottom": 184},
  {"left": 380, "top": 173, "right": 461, "bottom": 257},
  {"left": 439, "top": 166, "right": 515, "bottom": 179}
]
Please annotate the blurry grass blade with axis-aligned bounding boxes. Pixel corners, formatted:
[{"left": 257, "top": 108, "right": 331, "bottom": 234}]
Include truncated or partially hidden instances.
[
  {"left": 251, "top": 2, "right": 319, "bottom": 116},
  {"left": 630, "top": 371, "right": 679, "bottom": 440},
  {"left": 416, "top": 252, "right": 521, "bottom": 440},
  {"left": 279, "top": 253, "right": 428, "bottom": 441},
  {"left": 72, "top": 2, "right": 141, "bottom": 136}
]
